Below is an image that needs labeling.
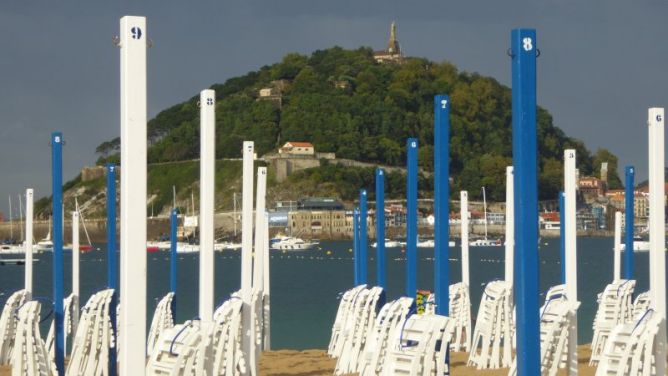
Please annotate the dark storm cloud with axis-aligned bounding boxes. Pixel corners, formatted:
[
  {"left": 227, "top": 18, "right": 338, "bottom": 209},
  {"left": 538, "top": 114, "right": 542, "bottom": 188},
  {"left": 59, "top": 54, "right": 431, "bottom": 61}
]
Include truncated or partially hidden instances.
[{"left": 0, "top": 1, "right": 666, "bottom": 216}]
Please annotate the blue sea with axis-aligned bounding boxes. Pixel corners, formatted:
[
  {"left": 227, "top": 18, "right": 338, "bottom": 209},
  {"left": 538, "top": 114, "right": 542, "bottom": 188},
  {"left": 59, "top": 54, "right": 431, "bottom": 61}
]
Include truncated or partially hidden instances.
[{"left": 0, "top": 237, "right": 661, "bottom": 349}]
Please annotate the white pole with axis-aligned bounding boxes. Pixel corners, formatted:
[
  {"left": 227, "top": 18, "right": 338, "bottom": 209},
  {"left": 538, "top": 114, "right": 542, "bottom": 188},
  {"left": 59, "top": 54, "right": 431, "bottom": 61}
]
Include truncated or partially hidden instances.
[
  {"left": 251, "top": 167, "right": 267, "bottom": 371},
  {"left": 262, "top": 212, "right": 271, "bottom": 350},
  {"left": 648, "top": 107, "right": 666, "bottom": 375},
  {"left": 119, "top": 15, "right": 147, "bottom": 374},
  {"left": 199, "top": 89, "right": 216, "bottom": 323},
  {"left": 241, "top": 141, "right": 255, "bottom": 375},
  {"left": 72, "top": 210, "right": 80, "bottom": 332},
  {"left": 505, "top": 167, "right": 514, "bottom": 284},
  {"left": 460, "top": 191, "right": 470, "bottom": 288},
  {"left": 564, "top": 148, "right": 578, "bottom": 375},
  {"left": 482, "top": 187, "right": 488, "bottom": 240},
  {"left": 253, "top": 167, "right": 267, "bottom": 291},
  {"left": 613, "top": 212, "right": 622, "bottom": 281},
  {"left": 24, "top": 189, "right": 33, "bottom": 295},
  {"left": 18, "top": 194, "right": 23, "bottom": 242}
]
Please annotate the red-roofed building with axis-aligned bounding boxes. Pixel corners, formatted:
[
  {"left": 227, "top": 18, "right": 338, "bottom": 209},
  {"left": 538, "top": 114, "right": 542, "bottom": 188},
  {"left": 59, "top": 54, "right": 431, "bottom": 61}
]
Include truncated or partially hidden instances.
[{"left": 279, "top": 142, "right": 315, "bottom": 156}]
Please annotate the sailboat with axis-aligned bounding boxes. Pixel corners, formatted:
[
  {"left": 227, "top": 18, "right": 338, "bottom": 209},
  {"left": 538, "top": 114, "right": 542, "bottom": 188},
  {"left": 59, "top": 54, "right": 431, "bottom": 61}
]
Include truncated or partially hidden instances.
[
  {"left": 469, "top": 186, "right": 502, "bottom": 247},
  {"left": 36, "top": 217, "right": 54, "bottom": 252}
]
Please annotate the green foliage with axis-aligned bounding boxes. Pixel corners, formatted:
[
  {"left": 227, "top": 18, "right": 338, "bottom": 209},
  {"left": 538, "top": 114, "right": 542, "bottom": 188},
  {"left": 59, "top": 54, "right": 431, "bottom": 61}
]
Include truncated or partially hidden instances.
[
  {"left": 94, "top": 46, "right": 621, "bottom": 201},
  {"left": 285, "top": 163, "right": 430, "bottom": 202}
]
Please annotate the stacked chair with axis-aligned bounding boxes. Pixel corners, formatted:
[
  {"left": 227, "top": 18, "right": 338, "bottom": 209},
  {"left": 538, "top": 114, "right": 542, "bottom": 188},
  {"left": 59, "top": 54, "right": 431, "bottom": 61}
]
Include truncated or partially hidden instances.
[
  {"left": 333, "top": 286, "right": 384, "bottom": 374},
  {"left": 358, "top": 297, "right": 414, "bottom": 376},
  {"left": 508, "top": 285, "right": 579, "bottom": 376},
  {"left": 589, "top": 279, "right": 636, "bottom": 366},
  {"left": 382, "top": 313, "right": 454, "bottom": 375},
  {"left": 10, "top": 301, "right": 56, "bottom": 375},
  {"left": 595, "top": 308, "right": 662, "bottom": 376},
  {"left": 66, "top": 289, "right": 115, "bottom": 376},
  {"left": 147, "top": 292, "right": 175, "bottom": 357},
  {"left": 0, "top": 289, "right": 29, "bottom": 364},
  {"left": 446, "top": 282, "right": 472, "bottom": 352},
  {"left": 147, "top": 293, "right": 249, "bottom": 376},
  {"left": 468, "top": 280, "right": 514, "bottom": 369}
]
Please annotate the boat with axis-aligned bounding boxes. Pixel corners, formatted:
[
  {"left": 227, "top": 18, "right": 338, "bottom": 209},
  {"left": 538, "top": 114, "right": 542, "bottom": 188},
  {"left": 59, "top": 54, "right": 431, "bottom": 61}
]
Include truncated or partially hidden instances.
[
  {"left": 270, "top": 237, "right": 318, "bottom": 251},
  {"left": 0, "top": 244, "right": 23, "bottom": 255},
  {"left": 618, "top": 236, "right": 651, "bottom": 252},
  {"left": 397, "top": 239, "right": 456, "bottom": 248},
  {"left": 214, "top": 242, "right": 242, "bottom": 251},
  {"left": 417, "top": 239, "right": 435, "bottom": 248},
  {"left": 36, "top": 233, "right": 53, "bottom": 252},
  {"left": 470, "top": 238, "right": 503, "bottom": 247},
  {"left": 469, "top": 186, "right": 502, "bottom": 247},
  {"left": 371, "top": 239, "right": 401, "bottom": 248}
]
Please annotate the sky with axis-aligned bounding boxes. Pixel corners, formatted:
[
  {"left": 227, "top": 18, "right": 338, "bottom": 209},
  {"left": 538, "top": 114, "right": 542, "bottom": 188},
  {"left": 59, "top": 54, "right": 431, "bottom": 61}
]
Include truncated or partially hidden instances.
[{"left": 1, "top": 0, "right": 667, "bottom": 217}]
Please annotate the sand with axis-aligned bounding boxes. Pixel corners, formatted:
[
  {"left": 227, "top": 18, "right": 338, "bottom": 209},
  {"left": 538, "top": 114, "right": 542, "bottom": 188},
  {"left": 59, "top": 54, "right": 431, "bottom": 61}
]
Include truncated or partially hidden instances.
[
  {"left": 259, "top": 346, "right": 597, "bottom": 375},
  {"left": 0, "top": 346, "right": 598, "bottom": 375}
]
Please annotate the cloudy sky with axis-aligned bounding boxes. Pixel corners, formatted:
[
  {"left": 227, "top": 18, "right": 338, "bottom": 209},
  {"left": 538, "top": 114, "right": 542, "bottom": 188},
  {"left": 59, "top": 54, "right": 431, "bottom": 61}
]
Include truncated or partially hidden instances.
[{"left": 1, "top": 0, "right": 667, "bottom": 216}]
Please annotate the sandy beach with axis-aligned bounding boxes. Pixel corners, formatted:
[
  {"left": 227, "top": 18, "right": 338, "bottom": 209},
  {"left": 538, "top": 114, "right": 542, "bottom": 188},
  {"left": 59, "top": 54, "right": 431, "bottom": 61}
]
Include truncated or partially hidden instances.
[
  {"left": 258, "top": 346, "right": 597, "bottom": 375},
  {"left": 0, "top": 346, "right": 598, "bottom": 375}
]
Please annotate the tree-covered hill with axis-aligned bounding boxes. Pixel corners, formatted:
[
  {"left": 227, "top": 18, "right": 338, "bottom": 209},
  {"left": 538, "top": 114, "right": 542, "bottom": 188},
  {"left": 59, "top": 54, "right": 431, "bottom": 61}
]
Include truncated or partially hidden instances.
[{"left": 95, "top": 46, "right": 622, "bottom": 201}]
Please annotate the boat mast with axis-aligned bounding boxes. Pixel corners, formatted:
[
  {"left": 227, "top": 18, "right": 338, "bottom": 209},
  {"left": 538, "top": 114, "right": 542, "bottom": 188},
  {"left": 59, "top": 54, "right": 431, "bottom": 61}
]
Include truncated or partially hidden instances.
[
  {"left": 75, "top": 198, "right": 93, "bottom": 247},
  {"left": 8, "top": 195, "right": 13, "bottom": 240},
  {"left": 482, "top": 186, "right": 488, "bottom": 240}
]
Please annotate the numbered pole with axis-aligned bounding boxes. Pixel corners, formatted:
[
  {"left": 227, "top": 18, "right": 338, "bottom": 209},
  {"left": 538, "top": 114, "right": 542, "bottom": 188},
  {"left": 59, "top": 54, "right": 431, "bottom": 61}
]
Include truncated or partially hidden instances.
[
  {"left": 559, "top": 192, "right": 566, "bottom": 284},
  {"left": 199, "top": 89, "right": 216, "bottom": 323},
  {"left": 375, "top": 169, "right": 386, "bottom": 289},
  {"left": 434, "top": 95, "right": 450, "bottom": 315},
  {"left": 170, "top": 208, "right": 177, "bottom": 322},
  {"left": 106, "top": 164, "right": 118, "bottom": 376},
  {"left": 359, "top": 190, "right": 368, "bottom": 285},
  {"left": 406, "top": 138, "right": 418, "bottom": 298},
  {"left": 51, "top": 132, "right": 65, "bottom": 376},
  {"left": 511, "top": 28, "right": 540, "bottom": 376},
  {"left": 119, "top": 16, "right": 148, "bottom": 375},
  {"left": 623, "top": 166, "right": 634, "bottom": 279},
  {"left": 648, "top": 108, "right": 666, "bottom": 375},
  {"left": 564, "top": 149, "right": 578, "bottom": 375},
  {"left": 240, "top": 141, "right": 255, "bottom": 371}
]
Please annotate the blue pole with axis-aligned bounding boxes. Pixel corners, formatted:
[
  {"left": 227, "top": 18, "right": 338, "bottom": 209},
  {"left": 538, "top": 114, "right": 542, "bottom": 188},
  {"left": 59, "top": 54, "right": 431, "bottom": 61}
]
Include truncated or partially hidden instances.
[
  {"left": 434, "top": 94, "right": 450, "bottom": 316},
  {"left": 406, "top": 138, "right": 418, "bottom": 298},
  {"left": 559, "top": 192, "right": 566, "bottom": 284},
  {"left": 511, "top": 28, "right": 540, "bottom": 375},
  {"left": 170, "top": 208, "right": 177, "bottom": 322},
  {"left": 359, "top": 190, "right": 368, "bottom": 285},
  {"left": 375, "top": 169, "right": 386, "bottom": 289},
  {"left": 624, "top": 166, "right": 635, "bottom": 279},
  {"left": 51, "top": 132, "right": 65, "bottom": 376},
  {"left": 105, "top": 164, "right": 117, "bottom": 376},
  {"left": 353, "top": 208, "right": 360, "bottom": 286}
]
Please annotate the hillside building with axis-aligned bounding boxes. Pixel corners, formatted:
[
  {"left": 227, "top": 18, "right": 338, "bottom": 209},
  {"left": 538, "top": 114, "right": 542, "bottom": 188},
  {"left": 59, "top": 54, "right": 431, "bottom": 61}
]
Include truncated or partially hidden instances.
[
  {"left": 279, "top": 142, "right": 315, "bottom": 156},
  {"left": 374, "top": 21, "right": 404, "bottom": 63}
]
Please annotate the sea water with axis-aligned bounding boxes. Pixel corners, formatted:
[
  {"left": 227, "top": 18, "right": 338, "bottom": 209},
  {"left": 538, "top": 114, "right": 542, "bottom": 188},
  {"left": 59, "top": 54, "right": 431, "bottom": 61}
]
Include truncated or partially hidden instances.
[{"left": 0, "top": 237, "right": 660, "bottom": 350}]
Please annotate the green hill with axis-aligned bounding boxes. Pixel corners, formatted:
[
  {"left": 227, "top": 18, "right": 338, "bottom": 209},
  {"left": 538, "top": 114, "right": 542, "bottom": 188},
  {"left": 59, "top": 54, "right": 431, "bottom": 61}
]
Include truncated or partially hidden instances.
[{"left": 85, "top": 46, "right": 621, "bottom": 211}]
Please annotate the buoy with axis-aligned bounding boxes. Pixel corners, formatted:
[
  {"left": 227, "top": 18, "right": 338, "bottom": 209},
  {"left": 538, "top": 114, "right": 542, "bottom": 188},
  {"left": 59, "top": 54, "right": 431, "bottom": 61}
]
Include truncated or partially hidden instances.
[
  {"left": 348, "top": 248, "right": 352, "bottom": 253},
  {"left": 326, "top": 251, "right": 332, "bottom": 255}
]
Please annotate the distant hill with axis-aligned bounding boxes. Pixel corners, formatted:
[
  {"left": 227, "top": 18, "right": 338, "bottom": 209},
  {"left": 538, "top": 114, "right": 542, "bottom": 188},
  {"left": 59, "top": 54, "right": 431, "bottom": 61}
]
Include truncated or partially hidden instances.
[{"left": 73, "top": 46, "right": 622, "bottom": 216}]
